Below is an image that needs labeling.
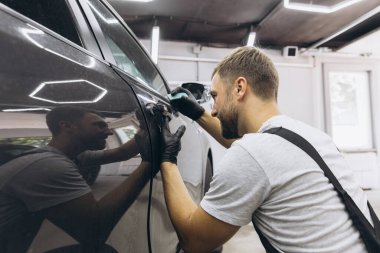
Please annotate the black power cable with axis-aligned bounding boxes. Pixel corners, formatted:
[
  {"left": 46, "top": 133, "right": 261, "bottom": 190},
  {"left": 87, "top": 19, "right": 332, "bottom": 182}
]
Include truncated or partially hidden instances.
[
  {"left": 145, "top": 103, "right": 166, "bottom": 253},
  {"left": 147, "top": 170, "right": 154, "bottom": 253},
  {"left": 145, "top": 104, "right": 177, "bottom": 253}
]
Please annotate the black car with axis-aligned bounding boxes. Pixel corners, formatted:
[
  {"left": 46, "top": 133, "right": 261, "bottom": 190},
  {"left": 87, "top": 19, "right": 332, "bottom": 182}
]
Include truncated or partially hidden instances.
[{"left": 0, "top": 0, "right": 215, "bottom": 252}]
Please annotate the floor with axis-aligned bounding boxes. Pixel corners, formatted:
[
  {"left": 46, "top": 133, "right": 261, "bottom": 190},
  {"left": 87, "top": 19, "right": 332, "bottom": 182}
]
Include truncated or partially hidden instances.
[{"left": 222, "top": 189, "right": 380, "bottom": 253}]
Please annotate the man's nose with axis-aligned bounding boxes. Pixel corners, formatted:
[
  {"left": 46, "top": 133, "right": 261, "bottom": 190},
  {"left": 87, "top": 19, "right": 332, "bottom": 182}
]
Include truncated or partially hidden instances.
[
  {"left": 210, "top": 104, "right": 217, "bottom": 117},
  {"left": 105, "top": 128, "right": 113, "bottom": 136}
]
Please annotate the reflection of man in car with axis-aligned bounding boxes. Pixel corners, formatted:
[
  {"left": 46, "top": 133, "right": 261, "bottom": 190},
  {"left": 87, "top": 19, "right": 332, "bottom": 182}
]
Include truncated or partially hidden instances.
[{"left": 0, "top": 106, "right": 153, "bottom": 253}]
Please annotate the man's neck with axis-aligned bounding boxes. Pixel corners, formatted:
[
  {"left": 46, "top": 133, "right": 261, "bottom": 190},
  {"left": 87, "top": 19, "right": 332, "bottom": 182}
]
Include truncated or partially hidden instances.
[
  {"left": 239, "top": 100, "right": 280, "bottom": 135},
  {"left": 48, "top": 138, "right": 82, "bottom": 160}
]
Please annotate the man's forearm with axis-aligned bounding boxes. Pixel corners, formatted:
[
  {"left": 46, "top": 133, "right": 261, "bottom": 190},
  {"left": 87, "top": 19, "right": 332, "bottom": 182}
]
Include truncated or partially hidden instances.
[
  {"left": 160, "top": 162, "right": 198, "bottom": 244},
  {"left": 196, "top": 112, "right": 235, "bottom": 148},
  {"left": 99, "top": 138, "right": 140, "bottom": 164}
]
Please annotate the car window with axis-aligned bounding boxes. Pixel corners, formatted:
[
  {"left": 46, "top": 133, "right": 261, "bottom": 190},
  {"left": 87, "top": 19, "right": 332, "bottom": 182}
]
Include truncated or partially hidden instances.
[
  {"left": 0, "top": 0, "right": 82, "bottom": 46},
  {"left": 84, "top": 0, "right": 168, "bottom": 95}
]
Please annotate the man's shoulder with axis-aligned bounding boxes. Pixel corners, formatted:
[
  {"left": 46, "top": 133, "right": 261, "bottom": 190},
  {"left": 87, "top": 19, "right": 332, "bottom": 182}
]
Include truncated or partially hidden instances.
[
  {"left": 225, "top": 134, "right": 279, "bottom": 166},
  {"left": 0, "top": 148, "right": 76, "bottom": 190},
  {"left": 2, "top": 147, "right": 72, "bottom": 174},
  {"left": 235, "top": 132, "right": 280, "bottom": 149},
  {"left": 19, "top": 147, "right": 68, "bottom": 163},
  {"left": 230, "top": 131, "right": 302, "bottom": 164}
]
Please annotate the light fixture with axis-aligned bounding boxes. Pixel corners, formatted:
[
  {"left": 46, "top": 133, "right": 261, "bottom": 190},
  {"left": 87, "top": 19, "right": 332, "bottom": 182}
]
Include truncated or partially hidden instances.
[
  {"left": 151, "top": 20, "right": 160, "bottom": 64},
  {"left": 307, "top": 5, "right": 380, "bottom": 50},
  {"left": 246, "top": 26, "right": 256, "bottom": 47},
  {"left": 284, "top": 0, "right": 362, "bottom": 13}
]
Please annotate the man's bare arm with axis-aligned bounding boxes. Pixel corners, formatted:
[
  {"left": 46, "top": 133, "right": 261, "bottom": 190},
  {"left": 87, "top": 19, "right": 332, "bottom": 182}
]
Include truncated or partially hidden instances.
[
  {"left": 161, "top": 162, "right": 239, "bottom": 253},
  {"left": 158, "top": 119, "right": 239, "bottom": 252},
  {"left": 99, "top": 137, "right": 140, "bottom": 164},
  {"left": 196, "top": 112, "right": 235, "bottom": 148}
]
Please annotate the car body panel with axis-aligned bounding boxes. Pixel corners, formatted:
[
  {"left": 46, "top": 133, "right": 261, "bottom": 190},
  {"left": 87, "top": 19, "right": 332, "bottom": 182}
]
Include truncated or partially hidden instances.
[{"left": 0, "top": 1, "right": 212, "bottom": 252}]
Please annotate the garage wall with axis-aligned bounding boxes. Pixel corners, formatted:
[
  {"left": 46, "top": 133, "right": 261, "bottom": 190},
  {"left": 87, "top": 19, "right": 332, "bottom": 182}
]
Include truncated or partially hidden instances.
[
  {"left": 140, "top": 39, "right": 380, "bottom": 189},
  {"left": 141, "top": 40, "right": 316, "bottom": 126}
]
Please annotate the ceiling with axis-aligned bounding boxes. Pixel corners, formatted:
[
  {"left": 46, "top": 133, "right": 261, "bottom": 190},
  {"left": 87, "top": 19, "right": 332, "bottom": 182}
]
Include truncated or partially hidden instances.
[
  {"left": 108, "top": 0, "right": 380, "bottom": 51},
  {"left": 338, "top": 28, "right": 380, "bottom": 57}
]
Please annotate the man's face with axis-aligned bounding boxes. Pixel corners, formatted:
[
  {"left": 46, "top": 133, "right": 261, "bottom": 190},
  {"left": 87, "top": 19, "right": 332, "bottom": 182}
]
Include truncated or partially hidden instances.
[
  {"left": 74, "top": 113, "right": 113, "bottom": 150},
  {"left": 210, "top": 74, "right": 240, "bottom": 139}
]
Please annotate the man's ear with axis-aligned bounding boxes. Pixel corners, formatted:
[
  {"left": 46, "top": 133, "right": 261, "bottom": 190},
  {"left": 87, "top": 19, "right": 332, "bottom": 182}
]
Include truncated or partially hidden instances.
[
  {"left": 234, "top": 77, "right": 248, "bottom": 100},
  {"left": 59, "top": 120, "right": 76, "bottom": 133}
]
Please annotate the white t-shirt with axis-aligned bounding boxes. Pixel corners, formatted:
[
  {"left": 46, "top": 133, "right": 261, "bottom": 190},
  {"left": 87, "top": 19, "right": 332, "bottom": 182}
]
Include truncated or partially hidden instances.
[{"left": 201, "top": 115, "right": 371, "bottom": 253}]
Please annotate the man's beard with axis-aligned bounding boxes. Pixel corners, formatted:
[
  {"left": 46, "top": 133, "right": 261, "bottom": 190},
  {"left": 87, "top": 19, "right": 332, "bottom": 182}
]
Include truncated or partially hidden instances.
[
  {"left": 81, "top": 136, "right": 107, "bottom": 150},
  {"left": 218, "top": 99, "right": 240, "bottom": 139}
]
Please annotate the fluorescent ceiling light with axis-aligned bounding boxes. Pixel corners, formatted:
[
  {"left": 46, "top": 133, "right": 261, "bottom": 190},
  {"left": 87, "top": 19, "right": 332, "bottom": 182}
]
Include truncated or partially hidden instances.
[
  {"left": 284, "top": 0, "right": 362, "bottom": 13},
  {"left": 307, "top": 5, "right": 380, "bottom": 50},
  {"left": 246, "top": 32, "right": 256, "bottom": 47},
  {"left": 151, "top": 25, "right": 160, "bottom": 64}
]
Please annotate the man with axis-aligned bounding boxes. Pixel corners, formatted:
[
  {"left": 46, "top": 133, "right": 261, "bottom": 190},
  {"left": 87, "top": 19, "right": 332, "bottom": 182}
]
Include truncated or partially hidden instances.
[
  {"left": 160, "top": 47, "right": 373, "bottom": 252},
  {"left": 0, "top": 106, "right": 153, "bottom": 253}
]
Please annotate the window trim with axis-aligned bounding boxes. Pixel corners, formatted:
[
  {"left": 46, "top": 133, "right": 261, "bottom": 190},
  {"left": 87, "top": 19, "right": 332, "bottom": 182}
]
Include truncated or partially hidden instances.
[
  {"left": 77, "top": 0, "right": 116, "bottom": 65},
  {"left": 66, "top": 0, "right": 102, "bottom": 58}
]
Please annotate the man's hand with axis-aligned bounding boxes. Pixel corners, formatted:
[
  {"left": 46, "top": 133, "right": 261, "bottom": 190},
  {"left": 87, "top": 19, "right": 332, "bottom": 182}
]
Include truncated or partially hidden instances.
[
  {"left": 169, "top": 87, "right": 205, "bottom": 121},
  {"left": 161, "top": 117, "right": 186, "bottom": 164}
]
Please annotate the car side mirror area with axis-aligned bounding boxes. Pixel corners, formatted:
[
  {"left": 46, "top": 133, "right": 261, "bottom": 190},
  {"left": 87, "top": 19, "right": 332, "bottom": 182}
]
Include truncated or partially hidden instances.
[{"left": 181, "top": 82, "right": 210, "bottom": 104}]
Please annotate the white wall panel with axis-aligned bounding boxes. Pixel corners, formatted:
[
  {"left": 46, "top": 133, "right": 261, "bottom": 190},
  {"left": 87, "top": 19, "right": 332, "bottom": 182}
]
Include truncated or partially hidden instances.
[
  {"left": 140, "top": 38, "right": 380, "bottom": 188},
  {"left": 158, "top": 59, "right": 198, "bottom": 85},
  {"left": 277, "top": 66, "right": 314, "bottom": 126}
]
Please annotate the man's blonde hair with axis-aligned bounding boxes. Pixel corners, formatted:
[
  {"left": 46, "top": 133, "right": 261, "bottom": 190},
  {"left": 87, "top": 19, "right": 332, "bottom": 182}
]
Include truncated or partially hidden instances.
[{"left": 212, "top": 47, "right": 279, "bottom": 100}]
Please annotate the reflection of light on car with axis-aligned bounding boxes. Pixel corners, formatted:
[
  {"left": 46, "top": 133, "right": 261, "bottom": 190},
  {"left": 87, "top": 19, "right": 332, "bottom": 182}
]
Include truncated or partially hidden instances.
[
  {"left": 20, "top": 24, "right": 96, "bottom": 68},
  {"left": 87, "top": 1, "right": 118, "bottom": 24},
  {"left": 29, "top": 79, "right": 108, "bottom": 104},
  {"left": 2, "top": 108, "right": 51, "bottom": 112},
  {"left": 135, "top": 76, "right": 149, "bottom": 86},
  {"left": 136, "top": 94, "right": 157, "bottom": 104}
]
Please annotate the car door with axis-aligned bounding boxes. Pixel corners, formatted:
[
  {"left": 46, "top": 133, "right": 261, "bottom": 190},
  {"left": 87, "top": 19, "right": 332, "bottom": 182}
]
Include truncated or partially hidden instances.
[
  {"left": 0, "top": 1, "right": 154, "bottom": 252},
  {"left": 77, "top": 0, "right": 209, "bottom": 252}
]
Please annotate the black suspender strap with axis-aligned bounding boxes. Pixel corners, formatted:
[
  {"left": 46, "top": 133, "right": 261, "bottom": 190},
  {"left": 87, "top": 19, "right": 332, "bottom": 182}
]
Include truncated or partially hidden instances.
[
  {"left": 253, "top": 224, "right": 281, "bottom": 253},
  {"left": 257, "top": 127, "right": 380, "bottom": 253}
]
